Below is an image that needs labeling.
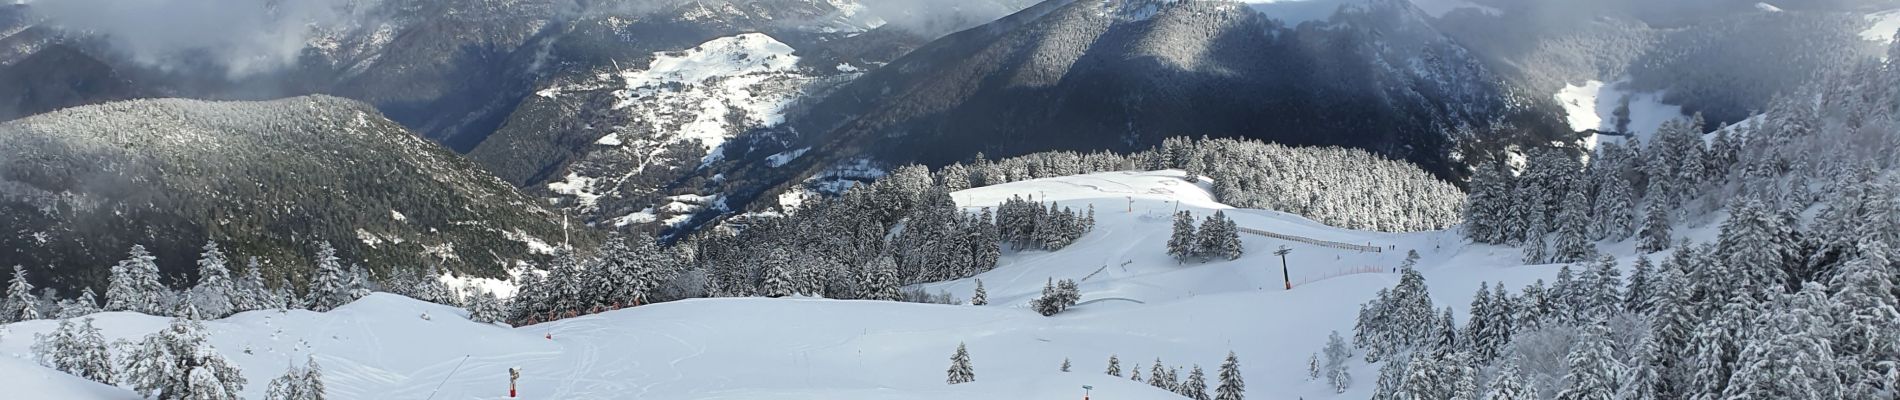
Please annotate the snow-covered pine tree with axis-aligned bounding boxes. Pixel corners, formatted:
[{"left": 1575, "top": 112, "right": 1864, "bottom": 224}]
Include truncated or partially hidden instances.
[
  {"left": 1169, "top": 211, "right": 1198, "bottom": 263},
  {"left": 1522, "top": 217, "right": 1550, "bottom": 264},
  {"left": 1830, "top": 242, "right": 1900, "bottom": 398},
  {"left": 1183, "top": 365, "right": 1210, "bottom": 400},
  {"left": 303, "top": 356, "right": 326, "bottom": 400},
  {"left": 1549, "top": 265, "right": 1580, "bottom": 325},
  {"left": 192, "top": 242, "right": 237, "bottom": 318},
  {"left": 1715, "top": 199, "right": 1789, "bottom": 295},
  {"left": 947, "top": 342, "right": 974, "bottom": 384},
  {"left": 1132, "top": 366, "right": 1143, "bottom": 382},
  {"left": 70, "top": 318, "right": 115, "bottom": 384},
  {"left": 761, "top": 255, "right": 796, "bottom": 299},
  {"left": 1324, "top": 330, "right": 1353, "bottom": 393},
  {"left": 1723, "top": 284, "right": 1840, "bottom": 399},
  {"left": 1591, "top": 168, "right": 1637, "bottom": 241},
  {"left": 1580, "top": 255, "right": 1623, "bottom": 320},
  {"left": 1555, "top": 321, "right": 1621, "bottom": 400},
  {"left": 1307, "top": 353, "right": 1320, "bottom": 380},
  {"left": 1148, "top": 359, "right": 1169, "bottom": 389},
  {"left": 264, "top": 363, "right": 306, "bottom": 400},
  {"left": 1482, "top": 361, "right": 1530, "bottom": 400},
  {"left": 1552, "top": 190, "right": 1596, "bottom": 263},
  {"left": 107, "top": 245, "right": 169, "bottom": 315},
  {"left": 1636, "top": 194, "right": 1672, "bottom": 253},
  {"left": 61, "top": 287, "right": 101, "bottom": 318},
  {"left": 306, "top": 242, "right": 352, "bottom": 312},
  {"left": 1196, "top": 211, "right": 1243, "bottom": 261},
  {"left": 1215, "top": 351, "right": 1244, "bottom": 400},
  {"left": 1482, "top": 282, "right": 1514, "bottom": 359},
  {"left": 1371, "top": 354, "right": 1406, "bottom": 400},
  {"left": 1107, "top": 354, "right": 1123, "bottom": 377},
  {"left": 1061, "top": 358, "right": 1071, "bottom": 372},
  {"left": 1624, "top": 254, "right": 1655, "bottom": 314},
  {"left": 4, "top": 265, "right": 39, "bottom": 322},
  {"left": 126, "top": 311, "right": 246, "bottom": 400},
  {"left": 234, "top": 257, "right": 270, "bottom": 313},
  {"left": 971, "top": 279, "right": 987, "bottom": 306},
  {"left": 1463, "top": 283, "right": 1493, "bottom": 359},
  {"left": 1433, "top": 307, "right": 1458, "bottom": 352},
  {"left": 1645, "top": 264, "right": 1694, "bottom": 399},
  {"left": 1463, "top": 162, "right": 1511, "bottom": 244},
  {"left": 1397, "top": 353, "right": 1459, "bottom": 400}
]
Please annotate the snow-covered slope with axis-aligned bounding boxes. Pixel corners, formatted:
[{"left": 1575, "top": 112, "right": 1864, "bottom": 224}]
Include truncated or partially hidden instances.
[
  {"left": 4, "top": 171, "right": 1684, "bottom": 399},
  {"left": 0, "top": 357, "right": 139, "bottom": 399},
  {"left": 1554, "top": 79, "right": 1685, "bottom": 147}
]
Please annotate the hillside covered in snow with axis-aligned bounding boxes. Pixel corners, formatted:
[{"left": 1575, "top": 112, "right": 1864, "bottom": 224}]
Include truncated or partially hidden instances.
[{"left": 1, "top": 170, "right": 1649, "bottom": 399}]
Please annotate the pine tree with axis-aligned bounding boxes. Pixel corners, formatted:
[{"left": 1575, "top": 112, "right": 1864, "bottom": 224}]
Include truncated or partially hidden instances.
[
  {"left": 947, "top": 342, "right": 974, "bottom": 384},
  {"left": 1581, "top": 255, "right": 1623, "bottom": 320},
  {"left": 63, "top": 287, "right": 101, "bottom": 318},
  {"left": 1592, "top": 172, "right": 1638, "bottom": 241},
  {"left": 1552, "top": 190, "right": 1596, "bottom": 263},
  {"left": 1716, "top": 199, "right": 1789, "bottom": 294},
  {"left": 1215, "top": 351, "right": 1244, "bottom": 400},
  {"left": 265, "top": 364, "right": 305, "bottom": 400},
  {"left": 1169, "top": 211, "right": 1199, "bottom": 262},
  {"left": 306, "top": 242, "right": 352, "bottom": 312},
  {"left": 1624, "top": 254, "right": 1655, "bottom": 314},
  {"left": 1482, "top": 361, "right": 1531, "bottom": 400},
  {"left": 761, "top": 257, "right": 795, "bottom": 298},
  {"left": 126, "top": 312, "right": 247, "bottom": 400},
  {"left": 4, "top": 265, "right": 39, "bottom": 322},
  {"left": 1464, "top": 162, "right": 1512, "bottom": 243},
  {"left": 1148, "top": 358, "right": 1169, "bottom": 389},
  {"left": 192, "top": 242, "right": 237, "bottom": 318},
  {"left": 1324, "top": 330, "right": 1353, "bottom": 393},
  {"left": 1522, "top": 217, "right": 1550, "bottom": 264},
  {"left": 971, "top": 279, "right": 987, "bottom": 306},
  {"left": 107, "top": 245, "right": 169, "bottom": 315},
  {"left": 234, "top": 257, "right": 270, "bottom": 313},
  {"left": 1646, "top": 266, "right": 1695, "bottom": 399},
  {"left": 1183, "top": 365, "right": 1211, "bottom": 400},
  {"left": 1637, "top": 197, "right": 1671, "bottom": 252},
  {"left": 1555, "top": 321, "right": 1621, "bottom": 400},
  {"left": 1397, "top": 353, "right": 1460, "bottom": 400},
  {"left": 1830, "top": 243, "right": 1900, "bottom": 398},
  {"left": 1372, "top": 354, "right": 1407, "bottom": 400},
  {"left": 1307, "top": 353, "right": 1321, "bottom": 380},
  {"left": 1196, "top": 211, "right": 1243, "bottom": 261},
  {"left": 1060, "top": 358, "right": 1071, "bottom": 372},
  {"left": 1724, "top": 284, "right": 1840, "bottom": 399},
  {"left": 34, "top": 317, "right": 115, "bottom": 384},
  {"left": 303, "top": 357, "right": 326, "bottom": 400},
  {"left": 1107, "top": 354, "right": 1123, "bottom": 377}
]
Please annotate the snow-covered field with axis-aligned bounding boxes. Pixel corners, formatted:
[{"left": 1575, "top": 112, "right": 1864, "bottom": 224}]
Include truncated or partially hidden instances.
[
  {"left": 2, "top": 171, "right": 1698, "bottom": 399},
  {"left": 1555, "top": 79, "right": 1685, "bottom": 148}
]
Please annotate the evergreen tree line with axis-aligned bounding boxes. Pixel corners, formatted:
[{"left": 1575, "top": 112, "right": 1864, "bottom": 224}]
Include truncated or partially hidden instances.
[
  {"left": 996, "top": 195, "right": 1095, "bottom": 252},
  {"left": 504, "top": 232, "right": 689, "bottom": 325},
  {"left": 1167, "top": 210, "right": 1244, "bottom": 263},
  {"left": 1402, "top": 36, "right": 1900, "bottom": 399},
  {"left": 30, "top": 306, "right": 328, "bottom": 399},
  {"left": 1347, "top": 211, "right": 1899, "bottom": 399},
  {"left": 930, "top": 137, "right": 1466, "bottom": 233},
  {"left": 2, "top": 240, "right": 459, "bottom": 324},
  {"left": 1466, "top": 34, "right": 1900, "bottom": 267},
  {"left": 1097, "top": 351, "right": 1248, "bottom": 400}
]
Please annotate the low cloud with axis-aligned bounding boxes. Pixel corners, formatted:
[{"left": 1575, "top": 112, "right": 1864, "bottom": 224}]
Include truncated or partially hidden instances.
[
  {"left": 858, "top": 0, "right": 1039, "bottom": 37},
  {"left": 29, "top": 0, "right": 368, "bottom": 78}
]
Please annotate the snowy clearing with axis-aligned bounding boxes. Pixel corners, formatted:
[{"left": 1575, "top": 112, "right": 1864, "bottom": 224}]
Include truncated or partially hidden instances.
[{"left": 1554, "top": 79, "right": 1685, "bottom": 148}]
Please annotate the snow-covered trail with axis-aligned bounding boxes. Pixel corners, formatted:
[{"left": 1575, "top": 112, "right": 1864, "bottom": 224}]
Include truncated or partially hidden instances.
[{"left": 4, "top": 170, "right": 1687, "bottom": 399}]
